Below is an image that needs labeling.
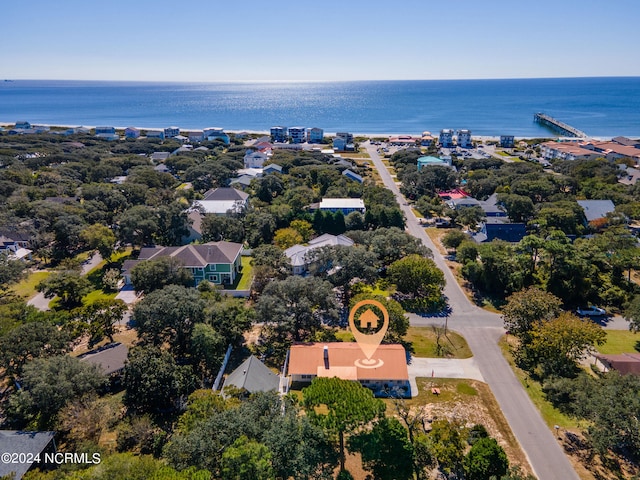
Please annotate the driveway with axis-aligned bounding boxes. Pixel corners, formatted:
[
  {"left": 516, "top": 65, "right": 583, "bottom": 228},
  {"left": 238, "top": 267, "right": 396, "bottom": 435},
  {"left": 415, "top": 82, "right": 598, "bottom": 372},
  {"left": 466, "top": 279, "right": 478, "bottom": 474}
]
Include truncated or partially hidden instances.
[
  {"left": 408, "top": 357, "right": 484, "bottom": 397},
  {"left": 365, "top": 142, "right": 580, "bottom": 480}
]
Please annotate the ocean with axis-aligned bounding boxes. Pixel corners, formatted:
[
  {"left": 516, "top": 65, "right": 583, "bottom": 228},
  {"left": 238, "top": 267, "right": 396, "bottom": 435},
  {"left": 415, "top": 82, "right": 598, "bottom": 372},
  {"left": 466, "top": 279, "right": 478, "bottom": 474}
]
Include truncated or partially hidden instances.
[{"left": 1, "top": 77, "right": 639, "bottom": 137}]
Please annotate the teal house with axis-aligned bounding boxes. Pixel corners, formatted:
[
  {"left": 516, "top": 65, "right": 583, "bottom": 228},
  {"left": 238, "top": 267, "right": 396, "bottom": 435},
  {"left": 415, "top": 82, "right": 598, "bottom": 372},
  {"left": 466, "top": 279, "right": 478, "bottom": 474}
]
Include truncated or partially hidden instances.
[
  {"left": 125, "top": 241, "right": 243, "bottom": 286},
  {"left": 417, "top": 155, "right": 453, "bottom": 171}
]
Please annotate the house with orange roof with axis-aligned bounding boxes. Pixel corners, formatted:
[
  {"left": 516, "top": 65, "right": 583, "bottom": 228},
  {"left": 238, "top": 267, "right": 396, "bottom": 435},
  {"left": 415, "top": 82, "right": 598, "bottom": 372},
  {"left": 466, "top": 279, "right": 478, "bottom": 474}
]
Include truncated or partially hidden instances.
[{"left": 287, "top": 342, "right": 411, "bottom": 397}]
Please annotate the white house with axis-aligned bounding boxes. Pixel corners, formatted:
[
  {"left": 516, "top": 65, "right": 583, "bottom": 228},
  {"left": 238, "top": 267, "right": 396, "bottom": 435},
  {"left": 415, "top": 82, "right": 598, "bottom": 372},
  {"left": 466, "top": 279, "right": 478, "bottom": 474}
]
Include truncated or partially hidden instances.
[
  {"left": 243, "top": 149, "right": 269, "bottom": 168},
  {"left": 192, "top": 187, "right": 250, "bottom": 215},
  {"left": 285, "top": 233, "right": 354, "bottom": 275},
  {"left": 319, "top": 198, "right": 366, "bottom": 215}
]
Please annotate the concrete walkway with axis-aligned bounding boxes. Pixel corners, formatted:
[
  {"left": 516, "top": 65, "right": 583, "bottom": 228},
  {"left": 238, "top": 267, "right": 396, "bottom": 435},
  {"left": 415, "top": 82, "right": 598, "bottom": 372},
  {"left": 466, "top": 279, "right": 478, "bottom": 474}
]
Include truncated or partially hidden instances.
[{"left": 408, "top": 357, "right": 484, "bottom": 397}]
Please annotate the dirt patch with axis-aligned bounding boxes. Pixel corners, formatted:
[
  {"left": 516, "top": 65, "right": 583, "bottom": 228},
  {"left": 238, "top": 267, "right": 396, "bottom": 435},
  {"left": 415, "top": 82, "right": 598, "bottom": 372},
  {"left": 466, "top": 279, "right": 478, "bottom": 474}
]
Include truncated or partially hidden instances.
[{"left": 399, "top": 378, "right": 533, "bottom": 476}]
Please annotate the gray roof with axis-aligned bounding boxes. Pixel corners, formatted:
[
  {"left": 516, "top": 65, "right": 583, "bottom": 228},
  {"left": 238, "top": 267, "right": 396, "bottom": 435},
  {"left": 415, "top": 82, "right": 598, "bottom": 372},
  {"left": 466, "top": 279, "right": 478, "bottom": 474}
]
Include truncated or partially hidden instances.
[
  {"left": 263, "top": 163, "right": 283, "bottom": 173},
  {"left": 138, "top": 241, "right": 243, "bottom": 267},
  {"left": 285, "top": 234, "right": 354, "bottom": 268},
  {"left": 79, "top": 342, "right": 129, "bottom": 375},
  {"left": 0, "top": 431, "right": 55, "bottom": 479},
  {"left": 203, "top": 187, "right": 249, "bottom": 202},
  {"left": 577, "top": 200, "right": 616, "bottom": 222},
  {"left": 222, "top": 355, "right": 280, "bottom": 393}
]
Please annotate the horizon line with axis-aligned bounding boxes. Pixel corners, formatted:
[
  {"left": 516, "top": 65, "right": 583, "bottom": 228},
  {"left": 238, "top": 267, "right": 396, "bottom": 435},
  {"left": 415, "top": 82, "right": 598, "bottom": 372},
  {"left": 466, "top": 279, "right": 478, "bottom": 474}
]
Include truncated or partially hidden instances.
[{"left": 3, "top": 75, "right": 640, "bottom": 84}]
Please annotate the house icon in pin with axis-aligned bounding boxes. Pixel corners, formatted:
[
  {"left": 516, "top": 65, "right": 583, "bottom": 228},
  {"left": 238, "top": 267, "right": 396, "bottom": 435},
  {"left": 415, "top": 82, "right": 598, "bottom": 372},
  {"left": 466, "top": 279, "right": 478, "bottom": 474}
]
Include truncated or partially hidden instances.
[{"left": 358, "top": 308, "right": 380, "bottom": 329}]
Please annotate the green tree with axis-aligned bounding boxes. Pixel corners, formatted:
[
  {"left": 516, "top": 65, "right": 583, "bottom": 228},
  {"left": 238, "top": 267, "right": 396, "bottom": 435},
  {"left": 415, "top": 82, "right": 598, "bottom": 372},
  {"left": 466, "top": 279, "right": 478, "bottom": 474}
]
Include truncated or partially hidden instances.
[
  {"left": 201, "top": 215, "right": 245, "bottom": 243},
  {"left": 427, "top": 419, "right": 465, "bottom": 476},
  {"left": 0, "top": 321, "right": 72, "bottom": 379},
  {"left": 130, "top": 256, "right": 194, "bottom": 293},
  {"left": 351, "top": 293, "right": 409, "bottom": 344},
  {"left": 37, "top": 270, "right": 92, "bottom": 308},
  {"left": 7, "top": 355, "right": 106, "bottom": 428},
  {"left": 290, "top": 219, "right": 314, "bottom": 242},
  {"left": 302, "top": 377, "right": 385, "bottom": 473},
  {"left": 441, "top": 229, "right": 468, "bottom": 251},
  {"left": 464, "top": 437, "right": 509, "bottom": 480},
  {"left": 256, "top": 276, "right": 339, "bottom": 361},
  {"left": 273, "top": 227, "right": 303, "bottom": 249},
  {"left": 80, "top": 223, "right": 116, "bottom": 260},
  {"left": 624, "top": 294, "right": 640, "bottom": 333},
  {"left": 176, "top": 389, "right": 231, "bottom": 434},
  {"left": 501, "top": 287, "right": 563, "bottom": 341},
  {"left": 155, "top": 201, "right": 191, "bottom": 246},
  {"left": 118, "top": 205, "right": 159, "bottom": 248},
  {"left": 526, "top": 313, "right": 606, "bottom": 378},
  {"left": 244, "top": 211, "right": 277, "bottom": 247},
  {"left": 387, "top": 254, "right": 445, "bottom": 311},
  {"left": 348, "top": 417, "right": 414, "bottom": 480},
  {"left": 190, "top": 323, "right": 225, "bottom": 384},
  {"left": 221, "top": 436, "right": 275, "bottom": 480},
  {"left": 0, "top": 253, "right": 26, "bottom": 290},
  {"left": 497, "top": 193, "right": 535, "bottom": 223},
  {"left": 132, "top": 285, "right": 205, "bottom": 357},
  {"left": 78, "top": 298, "right": 128, "bottom": 347},
  {"left": 123, "top": 345, "right": 196, "bottom": 414},
  {"left": 454, "top": 206, "right": 484, "bottom": 229}
]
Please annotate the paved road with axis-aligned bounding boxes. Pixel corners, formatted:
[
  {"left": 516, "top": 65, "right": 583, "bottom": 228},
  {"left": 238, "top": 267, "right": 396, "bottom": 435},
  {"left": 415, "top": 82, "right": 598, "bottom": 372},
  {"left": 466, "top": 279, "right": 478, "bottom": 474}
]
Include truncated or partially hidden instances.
[{"left": 364, "top": 142, "right": 580, "bottom": 480}]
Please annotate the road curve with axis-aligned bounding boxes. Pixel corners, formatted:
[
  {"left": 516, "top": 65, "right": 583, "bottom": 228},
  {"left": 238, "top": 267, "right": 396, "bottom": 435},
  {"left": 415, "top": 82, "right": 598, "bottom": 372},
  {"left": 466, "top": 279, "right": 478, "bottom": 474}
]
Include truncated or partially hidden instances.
[{"left": 364, "top": 143, "right": 579, "bottom": 480}]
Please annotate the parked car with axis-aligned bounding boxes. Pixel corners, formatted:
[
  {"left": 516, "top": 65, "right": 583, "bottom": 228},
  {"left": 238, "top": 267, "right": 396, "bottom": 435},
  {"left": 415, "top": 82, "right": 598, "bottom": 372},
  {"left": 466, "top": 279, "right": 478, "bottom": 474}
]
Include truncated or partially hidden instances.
[{"left": 576, "top": 306, "right": 607, "bottom": 317}]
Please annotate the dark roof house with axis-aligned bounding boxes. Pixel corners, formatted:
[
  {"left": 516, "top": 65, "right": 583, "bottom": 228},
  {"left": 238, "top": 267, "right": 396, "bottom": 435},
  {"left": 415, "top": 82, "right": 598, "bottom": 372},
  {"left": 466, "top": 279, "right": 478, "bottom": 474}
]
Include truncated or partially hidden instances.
[
  {"left": 79, "top": 342, "right": 129, "bottom": 376},
  {"left": 473, "top": 220, "right": 527, "bottom": 243},
  {"left": 596, "top": 353, "right": 640, "bottom": 376},
  {"left": 577, "top": 199, "right": 615, "bottom": 223},
  {"left": 222, "top": 355, "right": 280, "bottom": 394},
  {"left": 0, "top": 431, "right": 56, "bottom": 479}
]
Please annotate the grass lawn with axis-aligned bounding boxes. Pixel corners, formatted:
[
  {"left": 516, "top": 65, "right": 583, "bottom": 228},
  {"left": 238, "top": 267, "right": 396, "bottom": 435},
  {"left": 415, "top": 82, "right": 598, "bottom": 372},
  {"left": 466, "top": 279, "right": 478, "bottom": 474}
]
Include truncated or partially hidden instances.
[
  {"left": 498, "top": 335, "right": 580, "bottom": 430},
  {"left": 405, "top": 326, "right": 472, "bottom": 358},
  {"left": 597, "top": 329, "right": 640, "bottom": 354},
  {"left": 236, "top": 256, "right": 254, "bottom": 290},
  {"left": 10, "top": 271, "right": 50, "bottom": 299}
]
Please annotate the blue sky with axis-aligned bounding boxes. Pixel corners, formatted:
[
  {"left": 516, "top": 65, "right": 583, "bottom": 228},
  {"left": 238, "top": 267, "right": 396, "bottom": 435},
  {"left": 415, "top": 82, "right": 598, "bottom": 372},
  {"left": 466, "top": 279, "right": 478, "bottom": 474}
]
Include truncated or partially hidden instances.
[{"left": 3, "top": 0, "right": 640, "bottom": 82}]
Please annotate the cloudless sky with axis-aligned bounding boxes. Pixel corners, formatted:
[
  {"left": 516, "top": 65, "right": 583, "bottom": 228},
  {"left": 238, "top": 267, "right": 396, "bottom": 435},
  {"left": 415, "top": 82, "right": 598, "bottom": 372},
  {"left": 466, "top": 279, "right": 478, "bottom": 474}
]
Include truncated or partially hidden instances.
[{"left": 3, "top": 0, "right": 640, "bottom": 82}]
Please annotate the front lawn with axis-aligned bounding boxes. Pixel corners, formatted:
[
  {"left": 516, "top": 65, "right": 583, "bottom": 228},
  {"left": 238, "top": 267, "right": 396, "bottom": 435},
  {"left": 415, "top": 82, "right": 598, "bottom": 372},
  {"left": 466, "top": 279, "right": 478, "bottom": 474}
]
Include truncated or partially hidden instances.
[
  {"left": 598, "top": 329, "right": 640, "bottom": 354},
  {"left": 405, "top": 326, "right": 472, "bottom": 358},
  {"left": 10, "top": 271, "right": 50, "bottom": 299}
]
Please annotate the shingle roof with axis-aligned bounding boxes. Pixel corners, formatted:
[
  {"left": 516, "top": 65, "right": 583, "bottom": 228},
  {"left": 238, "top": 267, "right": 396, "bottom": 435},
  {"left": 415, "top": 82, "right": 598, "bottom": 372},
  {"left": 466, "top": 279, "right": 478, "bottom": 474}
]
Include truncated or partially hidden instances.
[
  {"left": 222, "top": 355, "right": 280, "bottom": 393},
  {"left": 577, "top": 200, "right": 615, "bottom": 222},
  {"left": 138, "top": 242, "right": 243, "bottom": 267},
  {"left": 203, "top": 187, "right": 249, "bottom": 202},
  {"left": 79, "top": 342, "right": 129, "bottom": 375},
  {"left": 0, "top": 431, "right": 55, "bottom": 479},
  {"left": 285, "top": 234, "right": 354, "bottom": 267},
  {"left": 596, "top": 353, "right": 640, "bottom": 376}
]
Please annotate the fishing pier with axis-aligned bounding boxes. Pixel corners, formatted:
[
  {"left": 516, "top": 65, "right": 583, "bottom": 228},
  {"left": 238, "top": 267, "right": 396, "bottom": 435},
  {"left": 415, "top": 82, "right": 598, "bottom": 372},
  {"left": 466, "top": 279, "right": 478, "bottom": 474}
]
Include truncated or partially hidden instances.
[{"left": 534, "top": 112, "right": 587, "bottom": 138}]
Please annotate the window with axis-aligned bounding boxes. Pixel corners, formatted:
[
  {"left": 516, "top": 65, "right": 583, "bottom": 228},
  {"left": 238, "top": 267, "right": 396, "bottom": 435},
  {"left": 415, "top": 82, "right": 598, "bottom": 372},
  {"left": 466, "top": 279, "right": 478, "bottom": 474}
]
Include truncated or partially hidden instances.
[{"left": 208, "top": 274, "right": 219, "bottom": 283}]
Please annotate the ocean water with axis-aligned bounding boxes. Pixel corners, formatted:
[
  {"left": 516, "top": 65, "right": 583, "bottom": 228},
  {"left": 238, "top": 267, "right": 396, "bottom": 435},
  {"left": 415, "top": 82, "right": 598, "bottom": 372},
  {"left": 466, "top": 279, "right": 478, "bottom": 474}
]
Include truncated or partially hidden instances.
[{"left": 1, "top": 77, "right": 639, "bottom": 137}]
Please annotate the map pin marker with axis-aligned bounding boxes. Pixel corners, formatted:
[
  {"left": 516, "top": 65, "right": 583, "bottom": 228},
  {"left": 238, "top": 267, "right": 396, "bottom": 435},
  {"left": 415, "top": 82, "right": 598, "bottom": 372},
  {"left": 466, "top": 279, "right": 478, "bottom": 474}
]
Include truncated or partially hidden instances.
[{"left": 349, "top": 299, "right": 389, "bottom": 369}]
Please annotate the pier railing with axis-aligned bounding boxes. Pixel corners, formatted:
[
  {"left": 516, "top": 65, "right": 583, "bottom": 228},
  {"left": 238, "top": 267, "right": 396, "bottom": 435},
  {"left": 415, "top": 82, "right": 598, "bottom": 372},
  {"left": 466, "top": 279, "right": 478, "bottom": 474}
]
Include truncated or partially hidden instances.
[{"left": 534, "top": 113, "right": 587, "bottom": 138}]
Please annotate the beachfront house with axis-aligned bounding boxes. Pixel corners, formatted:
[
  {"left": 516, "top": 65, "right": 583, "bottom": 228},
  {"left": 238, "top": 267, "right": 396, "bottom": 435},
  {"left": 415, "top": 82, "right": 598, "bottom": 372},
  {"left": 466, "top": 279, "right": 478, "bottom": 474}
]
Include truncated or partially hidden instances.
[
  {"left": 164, "top": 126, "right": 180, "bottom": 138},
  {"left": 439, "top": 129, "right": 454, "bottom": 147},
  {"left": 203, "top": 127, "right": 230, "bottom": 144},
  {"left": 14, "top": 121, "right": 31, "bottom": 130},
  {"left": 307, "top": 127, "right": 324, "bottom": 143},
  {"left": 188, "top": 131, "right": 205, "bottom": 143},
  {"left": 95, "top": 126, "right": 119, "bottom": 141},
  {"left": 146, "top": 130, "right": 165, "bottom": 140},
  {"left": 457, "top": 129, "right": 472, "bottom": 148},
  {"left": 270, "top": 126, "right": 288, "bottom": 143},
  {"left": 288, "top": 126, "right": 306, "bottom": 144},
  {"left": 124, "top": 241, "right": 243, "bottom": 286},
  {"left": 500, "top": 135, "right": 515, "bottom": 148},
  {"left": 124, "top": 127, "right": 140, "bottom": 138},
  {"left": 287, "top": 343, "right": 411, "bottom": 398},
  {"left": 421, "top": 131, "right": 435, "bottom": 146}
]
